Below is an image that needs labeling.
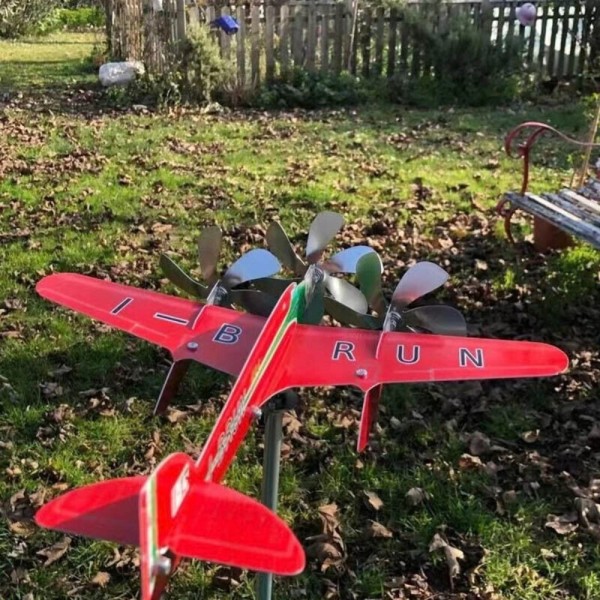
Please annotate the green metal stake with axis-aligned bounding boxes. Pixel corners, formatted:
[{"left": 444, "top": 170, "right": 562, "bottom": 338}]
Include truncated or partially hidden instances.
[{"left": 257, "top": 392, "right": 297, "bottom": 600}]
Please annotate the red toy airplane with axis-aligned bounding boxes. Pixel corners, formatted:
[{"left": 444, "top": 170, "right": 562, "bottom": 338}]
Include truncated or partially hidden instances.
[{"left": 36, "top": 271, "right": 568, "bottom": 597}]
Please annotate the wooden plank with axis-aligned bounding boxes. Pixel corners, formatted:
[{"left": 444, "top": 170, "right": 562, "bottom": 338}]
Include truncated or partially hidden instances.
[
  {"left": 557, "top": 0, "right": 570, "bottom": 76},
  {"left": 547, "top": 192, "right": 600, "bottom": 227},
  {"left": 480, "top": 0, "right": 493, "bottom": 42},
  {"left": 547, "top": 0, "right": 560, "bottom": 77},
  {"left": 176, "top": 0, "right": 185, "bottom": 42},
  {"left": 560, "top": 189, "right": 600, "bottom": 219},
  {"left": 526, "top": 2, "right": 537, "bottom": 64},
  {"left": 496, "top": 0, "right": 506, "bottom": 49},
  {"left": 361, "top": 6, "right": 372, "bottom": 77},
  {"left": 333, "top": 2, "right": 344, "bottom": 74},
  {"left": 505, "top": 1, "right": 516, "bottom": 51},
  {"left": 266, "top": 1, "right": 275, "bottom": 81},
  {"left": 410, "top": 4, "right": 421, "bottom": 77},
  {"left": 537, "top": 0, "right": 550, "bottom": 70},
  {"left": 306, "top": 0, "right": 317, "bottom": 71},
  {"left": 344, "top": 0, "right": 354, "bottom": 72},
  {"left": 251, "top": 2, "right": 260, "bottom": 86},
  {"left": 220, "top": 6, "right": 231, "bottom": 62},
  {"left": 577, "top": 0, "right": 592, "bottom": 76},
  {"left": 374, "top": 6, "right": 385, "bottom": 76},
  {"left": 292, "top": 3, "right": 304, "bottom": 67},
  {"left": 505, "top": 192, "right": 600, "bottom": 249},
  {"left": 280, "top": 3, "right": 290, "bottom": 76},
  {"left": 399, "top": 8, "right": 408, "bottom": 74},
  {"left": 236, "top": 4, "right": 246, "bottom": 87},
  {"left": 188, "top": 5, "right": 200, "bottom": 28},
  {"left": 387, "top": 7, "right": 398, "bottom": 77},
  {"left": 566, "top": 0, "right": 578, "bottom": 77},
  {"left": 320, "top": 3, "right": 330, "bottom": 73}
]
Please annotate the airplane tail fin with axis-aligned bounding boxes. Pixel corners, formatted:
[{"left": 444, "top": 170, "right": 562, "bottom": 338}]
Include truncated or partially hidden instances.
[
  {"left": 167, "top": 479, "right": 305, "bottom": 575},
  {"left": 38, "top": 452, "right": 304, "bottom": 600},
  {"left": 35, "top": 476, "right": 145, "bottom": 546}
]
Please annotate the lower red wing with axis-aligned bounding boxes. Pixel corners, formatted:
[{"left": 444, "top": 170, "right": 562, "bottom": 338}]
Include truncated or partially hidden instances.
[
  {"left": 35, "top": 476, "right": 145, "bottom": 546},
  {"left": 271, "top": 327, "right": 568, "bottom": 391}
]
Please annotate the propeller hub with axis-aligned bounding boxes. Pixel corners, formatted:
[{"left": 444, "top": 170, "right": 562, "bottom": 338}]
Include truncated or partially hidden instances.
[
  {"left": 383, "top": 309, "right": 403, "bottom": 332},
  {"left": 206, "top": 283, "right": 228, "bottom": 306}
]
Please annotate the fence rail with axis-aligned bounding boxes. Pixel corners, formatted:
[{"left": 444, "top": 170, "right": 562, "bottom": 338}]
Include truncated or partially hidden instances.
[{"left": 107, "top": 0, "right": 598, "bottom": 85}]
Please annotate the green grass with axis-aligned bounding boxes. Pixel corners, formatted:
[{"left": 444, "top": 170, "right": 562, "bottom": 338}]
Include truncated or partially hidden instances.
[
  {"left": 0, "top": 32, "right": 99, "bottom": 90},
  {"left": 1, "top": 32, "right": 600, "bottom": 600}
]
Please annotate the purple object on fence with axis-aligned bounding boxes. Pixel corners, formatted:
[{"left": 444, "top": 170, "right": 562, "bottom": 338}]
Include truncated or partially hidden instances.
[
  {"left": 211, "top": 15, "right": 239, "bottom": 35},
  {"left": 516, "top": 3, "right": 536, "bottom": 27}
]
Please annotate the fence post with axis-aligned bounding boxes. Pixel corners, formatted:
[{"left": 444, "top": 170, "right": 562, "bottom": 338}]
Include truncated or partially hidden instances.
[
  {"left": 251, "top": 2, "right": 260, "bottom": 86},
  {"left": 266, "top": 0, "right": 275, "bottom": 81},
  {"left": 280, "top": 3, "right": 290, "bottom": 76},
  {"left": 176, "top": 0, "right": 186, "bottom": 41},
  {"left": 333, "top": 2, "right": 343, "bottom": 74}
]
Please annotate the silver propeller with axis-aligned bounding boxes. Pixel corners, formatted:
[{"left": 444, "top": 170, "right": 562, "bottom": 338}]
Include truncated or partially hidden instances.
[
  {"left": 160, "top": 227, "right": 281, "bottom": 314},
  {"left": 155, "top": 227, "right": 281, "bottom": 416},
  {"left": 265, "top": 211, "right": 373, "bottom": 316},
  {"left": 326, "top": 259, "right": 467, "bottom": 335}
]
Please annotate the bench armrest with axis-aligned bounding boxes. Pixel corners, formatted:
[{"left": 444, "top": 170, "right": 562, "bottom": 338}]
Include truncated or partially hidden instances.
[{"left": 504, "top": 121, "right": 600, "bottom": 195}]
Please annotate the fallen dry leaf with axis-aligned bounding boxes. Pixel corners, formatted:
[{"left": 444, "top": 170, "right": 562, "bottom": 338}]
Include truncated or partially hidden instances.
[
  {"left": 363, "top": 490, "right": 384, "bottom": 511},
  {"left": 91, "top": 571, "right": 111, "bottom": 587},
  {"left": 366, "top": 520, "right": 393, "bottom": 538},
  {"left": 469, "top": 431, "right": 491, "bottom": 456},
  {"left": 429, "top": 533, "right": 465, "bottom": 580},
  {"left": 406, "top": 487, "right": 429, "bottom": 506},
  {"left": 9, "top": 520, "right": 36, "bottom": 538},
  {"left": 545, "top": 513, "right": 579, "bottom": 535},
  {"left": 37, "top": 536, "right": 71, "bottom": 566}
]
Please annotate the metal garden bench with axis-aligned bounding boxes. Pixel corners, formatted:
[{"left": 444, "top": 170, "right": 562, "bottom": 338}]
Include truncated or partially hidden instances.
[{"left": 497, "top": 121, "right": 600, "bottom": 251}]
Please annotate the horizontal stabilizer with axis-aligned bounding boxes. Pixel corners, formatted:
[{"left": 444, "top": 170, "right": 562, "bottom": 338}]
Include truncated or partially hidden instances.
[
  {"left": 35, "top": 476, "right": 145, "bottom": 546},
  {"left": 168, "top": 482, "right": 305, "bottom": 576}
]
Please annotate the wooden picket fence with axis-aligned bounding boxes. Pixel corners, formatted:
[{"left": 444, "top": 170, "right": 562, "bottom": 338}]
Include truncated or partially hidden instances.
[{"left": 107, "top": 0, "right": 598, "bottom": 86}]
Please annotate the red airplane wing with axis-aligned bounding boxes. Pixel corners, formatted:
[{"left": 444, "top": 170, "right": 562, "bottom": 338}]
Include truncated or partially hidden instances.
[
  {"left": 168, "top": 478, "right": 305, "bottom": 576},
  {"left": 35, "top": 476, "right": 145, "bottom": 546},
  {"left": 265, "top": 327, "right": 569, "bottom": 392},
  {"left": 36, "top": 273, "right": 264, "bottom": 376}
]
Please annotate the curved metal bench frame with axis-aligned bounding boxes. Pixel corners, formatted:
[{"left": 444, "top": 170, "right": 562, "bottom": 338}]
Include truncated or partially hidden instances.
[{"left": 498, "top": 121, "right": 600, "bottom": 244}]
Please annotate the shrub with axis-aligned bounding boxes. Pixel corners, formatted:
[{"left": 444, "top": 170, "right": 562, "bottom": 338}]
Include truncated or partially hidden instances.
[
  {"left": 106, "top": 25, "right": 232, "bottom": 108},
  {"left": 0, "top": 0, "right": 59, "bottom": 38},
  {"left": 55, "top": 7, "right": 105, "bottom": 29},
  {"left": 250, "top": 69, "right": 371, "bottom": 109},
  {"left": 389, "top": 6, "right": 524, "bottom": 107}
]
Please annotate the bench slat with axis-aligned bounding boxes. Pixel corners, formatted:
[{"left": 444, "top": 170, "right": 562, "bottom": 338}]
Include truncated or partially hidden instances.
[
  {"left": 559, "top": 189, "right": 600, "bottom": 219},
  {"left": 546, "top": 192, "right": 600, "bottom": 228},
  {"left": 504, "top": 191, "right": 600, "bottom": 249}
]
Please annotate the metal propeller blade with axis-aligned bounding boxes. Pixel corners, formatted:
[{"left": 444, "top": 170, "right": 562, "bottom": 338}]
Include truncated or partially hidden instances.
[
  {"left": 229, "top": 289, "right": 278, "bottom": 317},
  {"left": 221, "top": 249, "right": 281, "bottom": 289},
  {"left": 391, "top": 261, "right": 449, "bottom": 309},
  {"left": 266, "top": 221, "right": 306, "bottom": 276},
  {"left": 306, "top": 211, "right": 344, "bottom": 264},
  {"left": 159, "top": 254, "right": 209, "bottom": 298},
  {"left": 323, "top": 296, "right": 380, "bottom": 329},
  {"left": 197, "top": 226, "right": 222, "bottom": 286},
  {"left": 356, "top": 252, "right": 385, "bottom": 315},
  {"left": 325, "top": 276, "right": 368, "bottom": 313},
  {"left": 324, "top": 246, "right": 376, "bottom": 274},
  {"left": 403, "top": 305, "right": 467, "bottom": 336},
  {"left": 252, "top": 276, "right": 298, "bottom": 298}
]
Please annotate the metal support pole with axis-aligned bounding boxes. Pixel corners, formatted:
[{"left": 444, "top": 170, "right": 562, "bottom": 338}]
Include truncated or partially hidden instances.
[{"left": 256, "top": 392, "right": 297, "bottom": 600}]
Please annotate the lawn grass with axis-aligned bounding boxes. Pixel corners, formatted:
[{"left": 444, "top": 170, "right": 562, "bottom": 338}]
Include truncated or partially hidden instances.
[{"left": 1, "top": 32, "right": 600, "bottom": 600}]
